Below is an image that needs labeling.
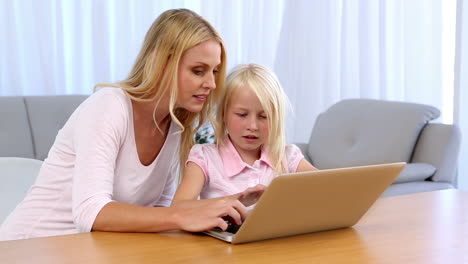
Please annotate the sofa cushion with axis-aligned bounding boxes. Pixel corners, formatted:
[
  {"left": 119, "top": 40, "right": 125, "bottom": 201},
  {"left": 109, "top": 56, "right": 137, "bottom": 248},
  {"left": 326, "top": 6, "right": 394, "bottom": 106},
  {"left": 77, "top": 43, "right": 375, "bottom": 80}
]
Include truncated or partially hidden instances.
[
  {"left": 382, "top": 181, "right": 453, "bottom": 197},
  {"left": 0, "top": 97, "right": 35, "bottom": 158},
  {"left": 393, "top": 163, "right": 436, "bottom": 184},
  {"left": 25, "top": 95, "right": 88, "bottom": 160},
  {"left": 308, "top": 99, "right": 440, "bottom": 169}
]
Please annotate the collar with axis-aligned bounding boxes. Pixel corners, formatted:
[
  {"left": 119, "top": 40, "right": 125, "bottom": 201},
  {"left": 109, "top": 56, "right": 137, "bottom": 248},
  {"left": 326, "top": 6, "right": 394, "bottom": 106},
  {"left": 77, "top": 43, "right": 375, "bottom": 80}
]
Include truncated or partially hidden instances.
[{"left": 219, "top": 137, "right": 274, "bottom": 178}]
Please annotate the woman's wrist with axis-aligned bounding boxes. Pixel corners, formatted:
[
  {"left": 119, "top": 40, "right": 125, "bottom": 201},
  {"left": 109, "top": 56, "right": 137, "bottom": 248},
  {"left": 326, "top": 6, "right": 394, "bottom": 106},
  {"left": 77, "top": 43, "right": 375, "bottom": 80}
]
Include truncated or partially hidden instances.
[{"left": 154, "top": 206, "right": 184, "bottom": 231}]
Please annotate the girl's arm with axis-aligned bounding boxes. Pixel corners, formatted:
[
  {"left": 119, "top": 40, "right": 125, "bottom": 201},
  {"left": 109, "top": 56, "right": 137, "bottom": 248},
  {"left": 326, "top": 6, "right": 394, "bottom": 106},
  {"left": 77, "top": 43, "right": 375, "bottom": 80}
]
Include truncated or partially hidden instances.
[
  {"left": 172, "top": 161, "right": 207, "bottom": 205},
  {"left": 296, "top": 158, "right": 318, "bottom": 172},
  {"left": 172, "top": 161, "right": 265, "bottom": 208}
]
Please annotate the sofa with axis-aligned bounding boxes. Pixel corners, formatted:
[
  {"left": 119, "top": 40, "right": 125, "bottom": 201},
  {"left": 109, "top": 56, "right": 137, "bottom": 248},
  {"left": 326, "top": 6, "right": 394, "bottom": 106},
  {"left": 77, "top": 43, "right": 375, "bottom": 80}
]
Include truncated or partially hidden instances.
[
  {"left": 0, "top": 95, "right": 88, "bottom": 160},
  {"left": 296, "top": 99, "right": 461, "bottom": 197}
]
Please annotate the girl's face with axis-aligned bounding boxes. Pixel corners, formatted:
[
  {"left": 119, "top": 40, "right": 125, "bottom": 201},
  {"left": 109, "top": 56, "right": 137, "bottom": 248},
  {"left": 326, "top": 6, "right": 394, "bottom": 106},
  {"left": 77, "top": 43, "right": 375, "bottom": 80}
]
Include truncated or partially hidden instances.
[
  {"left": 224, "top": 86, "right": 269, "bottom": 159},
  {"left": 176, "top": 40, "right": 221, "bottom": 113}
]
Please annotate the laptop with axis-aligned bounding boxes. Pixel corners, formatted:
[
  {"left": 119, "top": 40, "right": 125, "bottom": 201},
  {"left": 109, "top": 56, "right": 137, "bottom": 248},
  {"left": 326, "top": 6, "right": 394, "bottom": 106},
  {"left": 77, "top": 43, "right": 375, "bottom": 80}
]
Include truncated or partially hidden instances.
[{"left": 203, "top": 162, "right": 406, "bottom": 244}]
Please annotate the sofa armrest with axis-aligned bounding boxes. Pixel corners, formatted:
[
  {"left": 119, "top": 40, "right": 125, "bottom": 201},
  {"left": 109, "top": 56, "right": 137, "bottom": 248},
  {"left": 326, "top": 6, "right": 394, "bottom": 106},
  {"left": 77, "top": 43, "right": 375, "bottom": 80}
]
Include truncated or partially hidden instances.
[
  {"left": 411, "top": 123, "right": 461, "bottom": 184},
  {"left": 294, "top": 143, "right": 313, "bottom": 164}
]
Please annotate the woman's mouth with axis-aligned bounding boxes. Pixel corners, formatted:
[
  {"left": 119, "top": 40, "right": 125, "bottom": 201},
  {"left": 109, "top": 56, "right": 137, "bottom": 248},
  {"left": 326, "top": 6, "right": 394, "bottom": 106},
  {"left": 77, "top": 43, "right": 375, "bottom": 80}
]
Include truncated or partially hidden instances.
[{"left": 193, "top": 94, "right": 208, "bottom": 102}]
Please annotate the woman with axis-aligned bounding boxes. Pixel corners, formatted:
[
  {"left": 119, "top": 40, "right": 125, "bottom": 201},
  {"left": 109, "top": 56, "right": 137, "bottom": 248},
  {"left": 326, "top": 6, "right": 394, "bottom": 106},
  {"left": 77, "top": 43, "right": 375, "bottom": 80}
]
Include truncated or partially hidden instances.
[{"left": 0, "top": 9, "right": 247, "bottom": 241}]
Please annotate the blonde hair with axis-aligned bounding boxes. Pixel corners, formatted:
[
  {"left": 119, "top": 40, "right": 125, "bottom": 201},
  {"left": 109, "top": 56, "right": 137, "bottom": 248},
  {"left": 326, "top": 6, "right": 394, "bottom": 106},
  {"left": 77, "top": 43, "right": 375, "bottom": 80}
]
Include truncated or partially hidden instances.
[
  {"left": 96, "top": 9, "right": 227, "bottom": 174},
  {"left": 214, "top": 64, "right": 288, "bottom": 173}
]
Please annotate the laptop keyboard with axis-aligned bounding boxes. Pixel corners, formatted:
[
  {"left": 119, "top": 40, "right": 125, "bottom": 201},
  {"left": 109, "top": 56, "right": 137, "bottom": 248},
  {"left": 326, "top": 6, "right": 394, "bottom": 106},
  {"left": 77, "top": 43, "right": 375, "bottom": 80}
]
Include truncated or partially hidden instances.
[
  {"left": 213, "top": 221, "right": 242, "bottom": 234},
  {"left": 226, "top": 221, "right": 241, "bottom": 234}
]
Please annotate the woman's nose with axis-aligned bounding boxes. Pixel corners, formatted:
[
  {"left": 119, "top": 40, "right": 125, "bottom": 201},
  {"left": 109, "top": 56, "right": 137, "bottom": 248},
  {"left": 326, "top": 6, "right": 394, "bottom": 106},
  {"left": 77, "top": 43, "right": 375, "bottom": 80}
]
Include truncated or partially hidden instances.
[{"left": 203, "top": 73, "right": 216, "bottom": 90}]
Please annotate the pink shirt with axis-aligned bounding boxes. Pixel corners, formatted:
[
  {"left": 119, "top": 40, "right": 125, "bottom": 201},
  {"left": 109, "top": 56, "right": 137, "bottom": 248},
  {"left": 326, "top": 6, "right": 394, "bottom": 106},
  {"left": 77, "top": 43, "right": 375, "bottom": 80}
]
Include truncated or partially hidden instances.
[
  {"left": 0, "top": 88, "right": 180, "bottom": 241},
  {"left": 187, "top": 139, "right": 304, "bottom": 199}
]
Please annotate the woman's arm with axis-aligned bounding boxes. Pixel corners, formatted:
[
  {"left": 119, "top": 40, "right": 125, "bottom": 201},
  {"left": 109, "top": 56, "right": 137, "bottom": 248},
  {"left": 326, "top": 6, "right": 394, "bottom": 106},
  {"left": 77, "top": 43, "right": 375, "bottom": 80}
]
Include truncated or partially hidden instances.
[
  {"left": 72, "top": 93, "right": 247, "bottom": 233},
  {"left": 92, "top": 199, "right": 247, "bottom": 232},
  {"left": 91, "top": 160, "right": 248, "bottom": 232}
]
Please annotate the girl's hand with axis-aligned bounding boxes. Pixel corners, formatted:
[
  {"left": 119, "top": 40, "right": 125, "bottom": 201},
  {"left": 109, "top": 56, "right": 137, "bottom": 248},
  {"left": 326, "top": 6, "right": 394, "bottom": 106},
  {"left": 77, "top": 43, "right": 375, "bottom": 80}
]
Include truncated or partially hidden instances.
[{"left": 237, "top": 184, "right": 266, "bottom": 207}]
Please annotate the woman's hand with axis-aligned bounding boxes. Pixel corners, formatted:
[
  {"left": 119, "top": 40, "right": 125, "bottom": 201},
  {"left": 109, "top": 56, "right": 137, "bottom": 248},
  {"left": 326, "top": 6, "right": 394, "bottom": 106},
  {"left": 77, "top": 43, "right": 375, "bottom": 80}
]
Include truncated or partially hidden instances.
[
  {"left": 169, "top": 184, "right": 266, "bottom": 232},
  {"left": 172, "top": 199, "right": 248, "bottom": 232},
  {"left": 236, "top": 184, "right": 266, "bottom": 207}
]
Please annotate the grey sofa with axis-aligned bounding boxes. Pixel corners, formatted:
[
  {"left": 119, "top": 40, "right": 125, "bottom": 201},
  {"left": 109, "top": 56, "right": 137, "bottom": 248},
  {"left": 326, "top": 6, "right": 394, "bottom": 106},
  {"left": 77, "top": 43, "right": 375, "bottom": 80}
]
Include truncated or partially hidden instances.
[
  {"left": 296, "top": 99, "right": 461, "bottom": 197},
  {"left": 0, "top": 95, "right": 88, "bottom": 222},
  {"left": 0, "top": 95, "right": 88, "bottom": 160}
]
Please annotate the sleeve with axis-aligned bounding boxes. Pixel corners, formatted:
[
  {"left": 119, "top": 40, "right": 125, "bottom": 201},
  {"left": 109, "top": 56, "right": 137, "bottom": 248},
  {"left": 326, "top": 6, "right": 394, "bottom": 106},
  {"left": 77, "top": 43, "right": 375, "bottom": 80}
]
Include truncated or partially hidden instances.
[
  {"left": 285, "top": 144, "right": 305, "bottom": 173},
  {"left": 71, "top": 92, "right": 127, "bottom": 232},
  {"left": 186, "top": 144, "right": 209, "bottom": 182}
]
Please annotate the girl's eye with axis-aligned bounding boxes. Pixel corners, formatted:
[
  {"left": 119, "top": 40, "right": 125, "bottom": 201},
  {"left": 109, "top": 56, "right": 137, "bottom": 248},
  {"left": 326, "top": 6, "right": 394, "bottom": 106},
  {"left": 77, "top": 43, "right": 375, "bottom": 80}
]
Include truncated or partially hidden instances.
[
  {"left": 213, "top": 69, "right": 219, "bottom": 75},
  {"left": 235, "top": 113, "right": 247, "bottom": 117},
  {"left": 259, "top": 115, "right": 267, "bottom": 119}
]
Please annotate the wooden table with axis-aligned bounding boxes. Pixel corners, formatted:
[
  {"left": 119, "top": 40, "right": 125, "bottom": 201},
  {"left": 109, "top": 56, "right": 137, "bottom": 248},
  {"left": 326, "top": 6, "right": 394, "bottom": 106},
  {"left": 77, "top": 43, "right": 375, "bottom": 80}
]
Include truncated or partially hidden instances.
[{"left": 1, "top": 189, "right": 467, "bottom": 264}]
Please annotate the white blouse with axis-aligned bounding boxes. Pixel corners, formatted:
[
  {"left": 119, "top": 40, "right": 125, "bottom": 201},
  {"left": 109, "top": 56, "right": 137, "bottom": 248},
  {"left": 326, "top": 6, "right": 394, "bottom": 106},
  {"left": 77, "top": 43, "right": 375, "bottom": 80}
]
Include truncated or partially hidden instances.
[{"left": 0, "top": 88, "right": 180, "bottom": 240}]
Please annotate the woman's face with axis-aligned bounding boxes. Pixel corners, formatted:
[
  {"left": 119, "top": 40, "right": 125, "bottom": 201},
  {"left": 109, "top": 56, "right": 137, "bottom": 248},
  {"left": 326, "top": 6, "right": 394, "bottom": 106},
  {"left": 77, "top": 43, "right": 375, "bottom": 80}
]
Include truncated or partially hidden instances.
[{"left": 176, "top": 40, "right": 221, "bottom": 113}]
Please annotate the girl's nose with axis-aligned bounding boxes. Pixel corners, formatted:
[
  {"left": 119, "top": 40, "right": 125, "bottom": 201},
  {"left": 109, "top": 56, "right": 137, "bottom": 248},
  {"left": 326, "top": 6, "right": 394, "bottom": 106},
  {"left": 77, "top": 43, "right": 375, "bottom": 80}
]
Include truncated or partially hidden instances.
[{"left": 247, "top": 117, "right": 259, "bottom": 131}]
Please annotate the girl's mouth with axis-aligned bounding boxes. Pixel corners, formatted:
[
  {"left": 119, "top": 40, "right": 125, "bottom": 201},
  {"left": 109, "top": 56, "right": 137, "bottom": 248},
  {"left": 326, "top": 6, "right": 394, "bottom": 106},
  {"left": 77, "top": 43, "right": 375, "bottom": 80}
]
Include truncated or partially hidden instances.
[{"left": 243, "top": 135, "right": 259, "bottom": 142}]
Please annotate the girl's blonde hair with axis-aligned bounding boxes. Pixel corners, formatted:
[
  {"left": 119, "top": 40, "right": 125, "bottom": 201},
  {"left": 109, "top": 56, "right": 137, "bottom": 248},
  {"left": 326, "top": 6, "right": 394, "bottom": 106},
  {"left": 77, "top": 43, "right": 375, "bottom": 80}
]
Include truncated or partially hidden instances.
[
  {"left": 214, "top": 64, "right": 288, "bottom": 173},
  {"left": 96, "top": 9, "right": 227, "bottom": 173}
]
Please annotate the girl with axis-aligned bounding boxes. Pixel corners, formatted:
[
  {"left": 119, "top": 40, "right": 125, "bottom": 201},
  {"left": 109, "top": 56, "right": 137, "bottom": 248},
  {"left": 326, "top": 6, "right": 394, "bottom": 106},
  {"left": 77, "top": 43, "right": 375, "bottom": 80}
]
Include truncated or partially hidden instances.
[{"left": 172, "top": 64, "right": 317, "bottom": 208}]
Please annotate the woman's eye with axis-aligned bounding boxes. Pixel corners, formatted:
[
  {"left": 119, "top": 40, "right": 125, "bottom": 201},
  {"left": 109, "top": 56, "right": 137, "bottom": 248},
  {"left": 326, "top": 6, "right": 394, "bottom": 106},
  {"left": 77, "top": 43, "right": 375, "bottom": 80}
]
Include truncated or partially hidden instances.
[
  {"left": 193, "top": 69, "right": 204, "bottom": 75},
  {"left": 235, "top": 113, "right": 247, "bottom": 117},
  {"left": 259, "top": 115, "right": 267, "bottom": 119}
]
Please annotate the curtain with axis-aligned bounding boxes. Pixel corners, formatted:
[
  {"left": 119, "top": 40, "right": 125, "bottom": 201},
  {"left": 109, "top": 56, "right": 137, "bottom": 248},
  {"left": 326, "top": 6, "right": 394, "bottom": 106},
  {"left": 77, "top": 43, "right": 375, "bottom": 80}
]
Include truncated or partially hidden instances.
[
  {"left": 274, "top": 0, "right": 447, "bottom": 142},
  {"left": 0, "top": 0, "right": 284, "bottom": 95},
  {"left": 455, "top": 0, "right": 467, "bottom": 190}
]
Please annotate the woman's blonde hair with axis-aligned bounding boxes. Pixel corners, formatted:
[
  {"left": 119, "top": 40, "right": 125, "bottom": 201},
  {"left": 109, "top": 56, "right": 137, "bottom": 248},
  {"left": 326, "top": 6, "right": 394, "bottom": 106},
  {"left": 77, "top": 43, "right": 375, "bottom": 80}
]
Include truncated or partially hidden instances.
[
  {"left": 214, "top": 64, "right": 288, "bottom": 173},
  {"left": 96, "top": 9, "right": 227, "bottom": 173}
]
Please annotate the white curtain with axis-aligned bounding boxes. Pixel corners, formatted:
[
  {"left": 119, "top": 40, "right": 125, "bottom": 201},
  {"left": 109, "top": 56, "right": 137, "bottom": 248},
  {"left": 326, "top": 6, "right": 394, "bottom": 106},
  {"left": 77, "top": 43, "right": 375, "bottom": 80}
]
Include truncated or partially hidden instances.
[
  {"left": 455, "top": 0, "right": 468, "bottom": 190},
  {"left": 0, "top": 0, "right": 465, "bottom": 189},
  {"left": 274, "top": 0, "right": 447, "bottom": 142},
  {"left": 0, "top": 0, "right": 284, "bottom": 95}
]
